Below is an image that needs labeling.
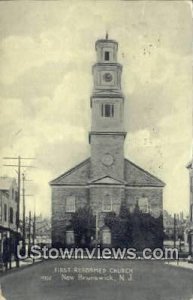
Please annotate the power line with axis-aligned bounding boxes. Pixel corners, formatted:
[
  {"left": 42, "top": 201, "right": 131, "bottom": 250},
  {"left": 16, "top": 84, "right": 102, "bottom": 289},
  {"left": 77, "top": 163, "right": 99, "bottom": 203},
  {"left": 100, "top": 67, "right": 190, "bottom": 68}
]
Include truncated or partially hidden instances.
[
  {"left": 4, "top": 165, "right": 35, "bottom": 168},
  {"left": 3, "top": 156, "right": 35, "bottom": 267},
  {"left": 3, "top": 157, "right": 35, "bottom": 160}
]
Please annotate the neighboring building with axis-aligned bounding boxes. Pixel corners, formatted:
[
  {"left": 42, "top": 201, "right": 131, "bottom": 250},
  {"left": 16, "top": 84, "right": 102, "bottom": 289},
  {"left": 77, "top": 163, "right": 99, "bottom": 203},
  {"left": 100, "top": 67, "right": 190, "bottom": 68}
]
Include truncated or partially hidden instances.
[
  {"left": 186, "top": 161, "right": 193, "bottom": 254},
  {"left": 163, "top": 210, "right": 187, "bottom": 240},
  {"left": 50, "top": 36, "right": 165, "bottom": 247},
  {"left": 25, "top": 214, "right": 51, "bottom": 247},
  {"left": 33, "top": 215, "right": 51, "bottom": 246},
  {"left": 163, "top": 210, "right": 188, "bottom": 251},
  {"left": 163, "top": 210, "right": 175, "bottom": 239},
  {"left": 0, "top": 177, "right": 18, "bottom": 261}
]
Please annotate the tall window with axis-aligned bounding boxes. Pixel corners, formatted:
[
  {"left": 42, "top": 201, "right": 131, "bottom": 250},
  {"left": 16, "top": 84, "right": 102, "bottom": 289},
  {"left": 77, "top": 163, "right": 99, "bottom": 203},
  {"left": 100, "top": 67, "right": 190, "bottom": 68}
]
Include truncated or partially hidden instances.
[
  {"left": 65, "top": 196, "right": 76, "bottom": 213},
  {"left": 191, "top": 177, "right": 193, "bottom": 192},
  {"left": 102, "top": 195, "right": 112, "bottom": 212},
  {"left": 191, "top": 204, "right": 193, "bottom": 222},
  {"left": 9, "top": 207, "right": 13, "bottom": 224},
  {"left": 138, "top": 197, "right": 149, "bottom": 213},
  {"left": 0, "top": 199, "right": 1, "bottom": 222},
  {"left": 15, "top": 191, "right": 18, "bottom": 202},
  {"left": 4, "top": 204, "right": 7, "bottom": 222},
  {"left": 101, "top": 104, "right": 114, "bottom": 117},
  {"left": 104, "top": 51, "right": 110, "bottom": 61}
]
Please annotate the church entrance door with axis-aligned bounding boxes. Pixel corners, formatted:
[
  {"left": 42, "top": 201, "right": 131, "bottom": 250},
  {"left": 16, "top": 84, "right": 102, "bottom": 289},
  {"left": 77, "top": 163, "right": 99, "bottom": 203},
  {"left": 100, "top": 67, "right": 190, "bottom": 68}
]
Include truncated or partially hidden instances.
[
  {"left": 66, "top": 230, "right": 75, "bottom": 245},
  {"left": 102, "top": 228, "right": 111, "bottom": 245}
]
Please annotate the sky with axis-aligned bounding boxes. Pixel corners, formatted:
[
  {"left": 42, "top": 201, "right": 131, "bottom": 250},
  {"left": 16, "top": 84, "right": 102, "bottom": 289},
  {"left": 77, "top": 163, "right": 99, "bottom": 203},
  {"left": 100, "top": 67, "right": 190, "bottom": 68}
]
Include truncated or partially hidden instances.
[{"left": 0, "top": 1, "right": 192, "bottom": 218}]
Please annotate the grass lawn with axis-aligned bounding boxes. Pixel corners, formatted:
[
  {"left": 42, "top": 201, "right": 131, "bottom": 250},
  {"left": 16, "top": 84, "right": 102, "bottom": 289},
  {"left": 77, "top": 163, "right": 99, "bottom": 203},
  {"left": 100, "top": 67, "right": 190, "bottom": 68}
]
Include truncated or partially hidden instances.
[{"left": 1, "top": 259, "right": 193, "bottom": 300}]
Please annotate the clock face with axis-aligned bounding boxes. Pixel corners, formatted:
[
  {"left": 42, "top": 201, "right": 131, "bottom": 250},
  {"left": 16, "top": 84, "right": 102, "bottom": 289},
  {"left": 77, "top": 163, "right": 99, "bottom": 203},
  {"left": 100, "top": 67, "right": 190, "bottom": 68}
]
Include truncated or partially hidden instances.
[
  {"left": 103, "top": 72, "right": 113, "bottom": 82},
  {"left": 102, "top": 154, "right": 114, "bottom": 166}
]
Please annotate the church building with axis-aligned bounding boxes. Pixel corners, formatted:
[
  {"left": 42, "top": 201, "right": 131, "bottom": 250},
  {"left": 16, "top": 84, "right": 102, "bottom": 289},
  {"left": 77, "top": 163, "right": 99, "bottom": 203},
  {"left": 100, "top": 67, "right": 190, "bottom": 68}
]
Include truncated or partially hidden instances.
[{"left": 50, "top": 36, "right": 165, "bottom": 247}]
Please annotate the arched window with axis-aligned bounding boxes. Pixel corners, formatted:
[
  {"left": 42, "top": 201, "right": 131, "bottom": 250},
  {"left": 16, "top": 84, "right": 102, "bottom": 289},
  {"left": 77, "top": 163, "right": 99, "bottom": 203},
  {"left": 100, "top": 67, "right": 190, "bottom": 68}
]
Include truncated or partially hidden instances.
[
  {"left": 138, "top": 197, "right": 150, "bottom": 213},
  {"left": 102, "top": 194, "right": 112, "bottom": 212},
  {"left": 65, "top": 196, "right": 76, "bottom": 213}
]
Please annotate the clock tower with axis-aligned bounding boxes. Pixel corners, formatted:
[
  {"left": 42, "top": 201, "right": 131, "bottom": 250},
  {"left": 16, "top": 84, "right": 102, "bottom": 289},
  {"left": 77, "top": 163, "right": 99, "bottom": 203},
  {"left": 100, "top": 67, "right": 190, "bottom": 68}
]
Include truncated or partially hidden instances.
[{"left": 90, "top": 36, "right": 126, "bottom": 181}]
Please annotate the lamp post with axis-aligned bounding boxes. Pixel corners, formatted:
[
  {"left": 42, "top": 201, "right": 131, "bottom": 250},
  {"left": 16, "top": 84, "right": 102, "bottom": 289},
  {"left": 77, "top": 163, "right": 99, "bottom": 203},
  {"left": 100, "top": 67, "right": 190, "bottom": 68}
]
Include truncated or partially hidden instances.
[{"left": 7, "top": 231, "right": 11, "bottom": 270}]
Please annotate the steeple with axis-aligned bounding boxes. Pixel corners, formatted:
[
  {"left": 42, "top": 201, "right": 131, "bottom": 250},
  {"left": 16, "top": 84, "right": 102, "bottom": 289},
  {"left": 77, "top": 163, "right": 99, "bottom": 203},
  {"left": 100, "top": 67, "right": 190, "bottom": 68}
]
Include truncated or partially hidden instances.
[
  {"left": 89, "top": 37, "right": 126, "bottom": 181},
  {"left": 90, "top": 37, "right": 125, "bottom": 134},
  {"left": 92, "top": 37, "right": 123, "bottom": 100}
]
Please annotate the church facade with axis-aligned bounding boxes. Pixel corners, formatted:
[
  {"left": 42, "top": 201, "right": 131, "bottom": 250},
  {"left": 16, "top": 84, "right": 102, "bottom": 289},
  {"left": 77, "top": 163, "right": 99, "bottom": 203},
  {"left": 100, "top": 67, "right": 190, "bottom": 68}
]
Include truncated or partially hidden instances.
[{"left": 50, "top": 37, "right": 165, "bottom": 247}]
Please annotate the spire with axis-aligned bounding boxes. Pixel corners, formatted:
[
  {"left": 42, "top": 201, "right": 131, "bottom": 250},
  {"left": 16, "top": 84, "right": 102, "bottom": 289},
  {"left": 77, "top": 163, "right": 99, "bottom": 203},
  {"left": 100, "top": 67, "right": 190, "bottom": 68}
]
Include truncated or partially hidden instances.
[{"left": 106, "top": 32, "right": 108, "bottom": 40}]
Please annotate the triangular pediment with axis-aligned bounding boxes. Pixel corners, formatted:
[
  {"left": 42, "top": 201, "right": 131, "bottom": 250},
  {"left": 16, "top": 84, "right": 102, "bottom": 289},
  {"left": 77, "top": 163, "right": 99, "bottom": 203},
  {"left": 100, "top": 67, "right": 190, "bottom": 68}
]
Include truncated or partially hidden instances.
[
  {"left": 124, "top": 159, "right": 165, "bottom": 187},
  {"left": 49, "top": 158, "right": 90, "bottom": 186},
  {"left": 90, "top": 175, "right": 125, "bottom": 185}
]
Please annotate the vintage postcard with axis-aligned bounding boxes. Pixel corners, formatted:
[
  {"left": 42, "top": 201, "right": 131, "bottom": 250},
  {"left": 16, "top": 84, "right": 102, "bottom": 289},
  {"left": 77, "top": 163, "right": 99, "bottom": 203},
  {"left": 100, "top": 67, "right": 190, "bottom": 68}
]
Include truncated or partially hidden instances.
[{"left": 0, "top": 1, "right": 192, "bottom": 299}]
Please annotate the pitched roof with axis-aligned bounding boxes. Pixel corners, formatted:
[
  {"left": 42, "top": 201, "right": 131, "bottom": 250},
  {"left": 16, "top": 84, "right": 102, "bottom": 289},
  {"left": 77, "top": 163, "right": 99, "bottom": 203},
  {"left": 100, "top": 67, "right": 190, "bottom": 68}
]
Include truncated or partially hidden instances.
[
  {"left": 49, "top": 158, "right": 165, "bottom": 187},
  {"left": 49, "top": 158, "right": 90, "bottom": 186},
  {"left": 0, "top": 177, "right": 15, "bottom": 190},
  {"left": 124, "top": 159, "right": 165, "bottom": 187}
]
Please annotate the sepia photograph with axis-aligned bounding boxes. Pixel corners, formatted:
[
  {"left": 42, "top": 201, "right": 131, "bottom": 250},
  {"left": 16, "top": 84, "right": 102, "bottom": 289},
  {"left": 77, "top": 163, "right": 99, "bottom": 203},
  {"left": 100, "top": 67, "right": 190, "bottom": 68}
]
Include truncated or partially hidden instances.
[{"left": 0, "top": 0, "right": 192, "bottom": 299}]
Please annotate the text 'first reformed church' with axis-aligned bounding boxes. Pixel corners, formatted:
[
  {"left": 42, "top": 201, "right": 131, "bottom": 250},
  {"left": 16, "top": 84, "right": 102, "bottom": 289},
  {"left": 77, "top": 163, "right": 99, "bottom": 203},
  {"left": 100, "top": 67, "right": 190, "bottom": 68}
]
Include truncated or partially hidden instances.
[{"left": 50, "top": 36, "right": 165, "bottom": 247}]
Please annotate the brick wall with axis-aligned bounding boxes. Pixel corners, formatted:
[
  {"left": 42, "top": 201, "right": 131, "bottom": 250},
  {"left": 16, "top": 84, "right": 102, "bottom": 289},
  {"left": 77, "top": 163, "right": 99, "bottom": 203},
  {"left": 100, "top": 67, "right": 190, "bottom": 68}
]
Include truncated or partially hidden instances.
[
  {"left": 89, "top": 186, "right": 125, "bottom": 227},
  {"left": 52, "top": 185, "right": 163, "bottom": 245},
  {"left": 90, "top": 134, "right": 124, "bottom": 180},
  {"left": 125, "top": 187, "right": 163, "bottom": 217},
  {"left": 51, "top": 187, "right": 89, "bottom": 245}
]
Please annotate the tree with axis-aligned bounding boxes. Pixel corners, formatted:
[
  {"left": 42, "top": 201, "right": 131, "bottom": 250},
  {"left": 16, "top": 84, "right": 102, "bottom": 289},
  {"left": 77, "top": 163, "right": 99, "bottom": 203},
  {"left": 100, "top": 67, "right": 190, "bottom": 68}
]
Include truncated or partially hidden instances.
[
  {"left": 118, "top": 201, "right": 133, "bottom": 248},
  {"left": 104, "top": 211, "right": 117, "bottom": 229},
  {"left": 104, "top": 202, "right": 133, "bottom": 248},
  {"left": 131, "top": 203, "right": 164, "bottom": 250},
  {"left": 131, "top": 203, "right": 145, "bottom": 249},
  {"left": 70, "top": 206, "right": 95, "bottom": 247}
]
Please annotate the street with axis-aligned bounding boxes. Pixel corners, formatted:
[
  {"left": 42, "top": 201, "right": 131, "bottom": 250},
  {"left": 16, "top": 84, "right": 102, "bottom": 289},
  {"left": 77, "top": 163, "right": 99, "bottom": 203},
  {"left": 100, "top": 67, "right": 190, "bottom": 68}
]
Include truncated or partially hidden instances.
[{"left": 0, "top": 259, "right": 193, "bottom": 300}]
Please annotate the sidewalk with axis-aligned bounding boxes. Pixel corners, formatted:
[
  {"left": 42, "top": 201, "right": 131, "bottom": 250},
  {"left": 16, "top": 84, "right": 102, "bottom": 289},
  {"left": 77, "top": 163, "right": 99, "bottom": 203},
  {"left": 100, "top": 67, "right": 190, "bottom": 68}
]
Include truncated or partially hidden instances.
[
  {"left": 0, "top": 257, "right": 43, "bottom": 274},
  {"left": 12, "top": 257, "right": 42, "bottom": 268},
  {"left": 165, "top": 260, "right": 193, "bottom": 270}
]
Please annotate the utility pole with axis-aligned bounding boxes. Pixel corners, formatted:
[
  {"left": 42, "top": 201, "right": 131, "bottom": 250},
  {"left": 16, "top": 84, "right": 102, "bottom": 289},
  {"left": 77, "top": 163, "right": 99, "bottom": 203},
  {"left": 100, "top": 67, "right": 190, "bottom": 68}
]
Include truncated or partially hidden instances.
[
  {"left": 33, "top": 198, "right": 36, "bottom": 246},
  {"left": 33, "top": 211, "right": 36, "bottom": 246},
  {"left": 174, "top": 213, "right": 176, "bottom": 248},
  {"left": 21, "top": 173, "right": 33, "bottom": 253},
  {"left": 3, "top": 156, "right": 35, "bottom": 267},
  {"left": 22, "top": 173, "right": 26, "bottom": 251},
  {"left": 28, "top": 211, "right": 31, "bottom": 257},
  {"left": 32, "top": 201, "right": 36, "bottom": 264}
]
